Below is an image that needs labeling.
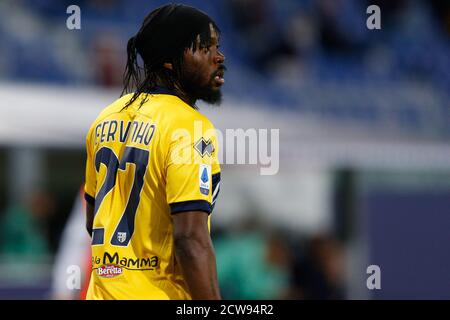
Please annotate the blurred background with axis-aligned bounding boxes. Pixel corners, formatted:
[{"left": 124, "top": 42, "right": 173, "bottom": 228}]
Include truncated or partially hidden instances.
[{"left": 0, "top": 0, "right": 449, "bottom": 299}]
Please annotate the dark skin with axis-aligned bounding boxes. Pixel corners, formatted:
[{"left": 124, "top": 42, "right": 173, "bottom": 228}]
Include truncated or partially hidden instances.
[
  {"left": 172, "top": 211, "right": 221, "bottom": 300},
  {"left": 86, "top": 203, "right": 93, "bottom": 237},
  {"left": 163, "top": 27, "right": 224, "bottom": 299},
  {"left": 163, "top": 26, "right": 225, "bottom": 106},
  {"left": 86, "top": 25, "right": 225, "bottom": 300}
]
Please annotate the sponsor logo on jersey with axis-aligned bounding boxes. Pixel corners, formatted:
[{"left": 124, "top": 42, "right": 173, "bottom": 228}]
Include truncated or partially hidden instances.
[
  {"left": 97, "top": 264, "right": 123, "bottom": 278},
  {"left": 199, "top": 164, "right": 211, "bottom": 195},
  {"left": 194, "top": 138, "right": 214, "bottom": 157},
  {"left": 92, "top": 252, "right": 159, "bottom": 270}
]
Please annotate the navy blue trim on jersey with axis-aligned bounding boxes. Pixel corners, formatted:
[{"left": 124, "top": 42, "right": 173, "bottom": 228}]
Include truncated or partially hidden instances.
[
  {"left": 170, "top": 200, "right": 212, "bottom": 215},
  {"left": 92, "top": 228, "right": 105, "bottom": 245},
  {"left": 145, "top": 86, "right": 178, "bottom": 96},
  {"left": 85, "top": 192, "right": 95, "bottom": 206},
  {"left": 211, "top": 172, "right": 221, "bottom": 210}
]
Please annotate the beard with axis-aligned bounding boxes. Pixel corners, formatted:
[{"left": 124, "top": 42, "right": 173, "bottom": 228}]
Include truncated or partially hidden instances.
[{"left": 179, "top": 67, "right": 223, "bottom": 105}]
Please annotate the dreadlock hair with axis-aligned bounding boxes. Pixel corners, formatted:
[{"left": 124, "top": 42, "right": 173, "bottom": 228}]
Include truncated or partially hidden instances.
[{"left": 121, "top": 4, "right": 221, "bottom": 110}]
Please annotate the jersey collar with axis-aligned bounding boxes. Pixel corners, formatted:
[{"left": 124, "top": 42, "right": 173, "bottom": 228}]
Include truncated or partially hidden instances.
[
  {"left": 145, "top": 86, "right": 196, "bottom": 109},
  {"left": 145, "top": 86, "right": 178, "bottom": 96}
]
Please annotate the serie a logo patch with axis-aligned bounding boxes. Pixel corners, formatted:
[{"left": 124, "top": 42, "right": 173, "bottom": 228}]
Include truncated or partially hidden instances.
[{"left": 199, "top": 164, "right": 211, "bottom": 195}]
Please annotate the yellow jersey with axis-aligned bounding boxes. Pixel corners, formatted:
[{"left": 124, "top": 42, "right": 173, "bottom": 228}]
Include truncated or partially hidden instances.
[{"left": 84, "top": 88, "right": 221, "bottom": 300}]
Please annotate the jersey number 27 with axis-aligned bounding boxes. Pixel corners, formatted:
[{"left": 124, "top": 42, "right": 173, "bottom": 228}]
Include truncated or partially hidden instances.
[{"left": 92, "top": 146, "right": 149, "bottom": 247}]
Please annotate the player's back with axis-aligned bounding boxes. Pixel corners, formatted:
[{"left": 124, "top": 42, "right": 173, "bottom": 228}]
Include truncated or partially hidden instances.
[{"left": 84, "top": 90, "right": 220, "bottom": 299}]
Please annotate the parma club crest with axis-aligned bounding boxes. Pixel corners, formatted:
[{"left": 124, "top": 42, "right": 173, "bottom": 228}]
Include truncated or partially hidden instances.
[{"left": 117, "top": 232, "right": 127, "bottom": 243}]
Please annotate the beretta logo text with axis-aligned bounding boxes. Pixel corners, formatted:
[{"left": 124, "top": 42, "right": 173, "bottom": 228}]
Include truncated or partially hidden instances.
[{"left": 97, "top": 264, "right": 123, "bottom": 278}]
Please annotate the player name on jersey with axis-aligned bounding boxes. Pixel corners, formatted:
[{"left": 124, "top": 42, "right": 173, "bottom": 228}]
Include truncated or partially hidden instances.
[{"left": 94, "top": 120, "right": 156, "bottom": 147}]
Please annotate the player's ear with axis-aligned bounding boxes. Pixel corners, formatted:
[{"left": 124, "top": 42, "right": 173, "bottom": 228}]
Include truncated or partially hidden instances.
[{"left": 163, "top": 62, "right": 173, "bottom": 70}]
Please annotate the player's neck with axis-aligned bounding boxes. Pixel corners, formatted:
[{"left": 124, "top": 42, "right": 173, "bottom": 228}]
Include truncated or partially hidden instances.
[
  {"left": 154, "top": 80, "right": 197, "bottom": 108},
  {"left": 175, "top": 89, "right": 196, "bottom": 108}
]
